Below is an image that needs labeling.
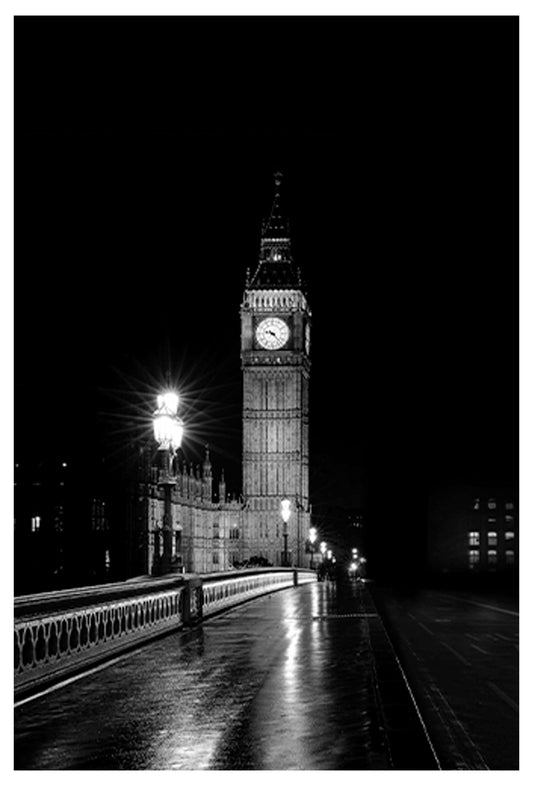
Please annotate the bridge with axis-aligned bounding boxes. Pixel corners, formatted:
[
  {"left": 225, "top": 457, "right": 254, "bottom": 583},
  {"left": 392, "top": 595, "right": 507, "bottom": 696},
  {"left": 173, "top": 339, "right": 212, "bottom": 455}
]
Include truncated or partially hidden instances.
[{"left": 14, "top": 569, "right": 518, "bottom": 770}]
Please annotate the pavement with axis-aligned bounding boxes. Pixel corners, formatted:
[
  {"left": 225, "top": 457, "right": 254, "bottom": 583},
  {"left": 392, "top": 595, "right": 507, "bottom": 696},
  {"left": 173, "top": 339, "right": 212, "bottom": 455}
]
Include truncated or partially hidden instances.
[{"left": 14, "top": 577, "right": 439, "bottom": 770}]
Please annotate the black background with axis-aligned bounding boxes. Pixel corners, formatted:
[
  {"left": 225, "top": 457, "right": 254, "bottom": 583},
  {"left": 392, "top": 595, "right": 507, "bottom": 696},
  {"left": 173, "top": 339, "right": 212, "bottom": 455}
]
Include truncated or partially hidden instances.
[{"left": 15, "top": 16, "right": 518, "bottom": 578}]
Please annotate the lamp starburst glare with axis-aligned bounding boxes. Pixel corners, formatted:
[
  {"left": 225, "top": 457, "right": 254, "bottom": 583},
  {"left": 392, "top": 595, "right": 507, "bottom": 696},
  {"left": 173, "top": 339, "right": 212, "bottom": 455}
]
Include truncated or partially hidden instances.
[{"left": 154, "top": 391, "right": 184, "bottom": 451}]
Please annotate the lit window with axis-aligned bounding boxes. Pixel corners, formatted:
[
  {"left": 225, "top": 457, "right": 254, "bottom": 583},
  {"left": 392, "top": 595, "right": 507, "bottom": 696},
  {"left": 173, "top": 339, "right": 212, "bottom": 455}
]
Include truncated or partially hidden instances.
[
  {"left": 505, "top": 515, "right": 515, "bottom": 525},
  {"left": 488, "top": 517, "right": 497, "bottom": 525},
  {"left": 488, "top": 550, "right": 498, "bottom": 565},
  {"left": 473, "top": 498, "right": 480, "bottom": 510},
  {"left": 505, "top": 501, "right": 515, "bottom": 511},
  {"left": 488, "top": 498, "right": 497, "bottom": 510},
  {"left": 105, "top": 550, "right": 111, "bottom": 571},
  {"left": 505, "top": 550, "right": 515, "bottom": 566},
  {"left": 505, "top": 531, "right": 515, "bottom": 541},
  {"left": 469, "top": 550, "right": 480, "bottom": 568},
  {"left": 487, "top": 531, "right": 498, "bottom": 547},
  {"left": 468, "top": 531, "right": 480, "bottom": 546},
  {"left": 31, "top": 516, "right": 41, "bottom": 532}
]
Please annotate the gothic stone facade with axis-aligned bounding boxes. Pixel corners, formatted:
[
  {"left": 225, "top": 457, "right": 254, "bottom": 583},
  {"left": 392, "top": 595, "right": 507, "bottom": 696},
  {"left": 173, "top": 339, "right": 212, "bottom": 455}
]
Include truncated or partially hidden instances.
[{"left": 138, "top": 175, "right": 311, "bottom": 574}]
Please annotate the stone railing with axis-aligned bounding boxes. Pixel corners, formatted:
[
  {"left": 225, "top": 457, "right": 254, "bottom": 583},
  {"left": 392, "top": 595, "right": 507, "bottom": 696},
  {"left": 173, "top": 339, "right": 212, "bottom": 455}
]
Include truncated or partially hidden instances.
[
  {"left": 202, "top": 568, "right": 315, "bottom": 617},
  {"left": 14, "top": 568, "right": 315, "bottom": 698}
]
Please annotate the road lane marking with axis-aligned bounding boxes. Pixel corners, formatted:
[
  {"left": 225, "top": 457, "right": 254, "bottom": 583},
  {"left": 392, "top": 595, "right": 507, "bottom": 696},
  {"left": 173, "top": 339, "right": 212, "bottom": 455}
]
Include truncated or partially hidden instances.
[
  {"left": 487, "top": 681, "right": 519, "bottom": 713},
  {"left": 441, "top": 641, "right": 471, "bottom": 667},
  {"left": 398, "top": 636, "right": 488, "bottom": 769},
  {"left": 465, "top": 633, "right": 480, "bottom": 642},
  {"left": 470, "top": 644, "right": 489, "bottom": 655},
  {"left": 494, "top": 633, "right": 515, "bottom": 643},
  {"left": 437, "top": 593, "right": 519, "bottom": 617},
  {"left": 418, "top": 622, "right": 435, "bottom": 636},
  {"left": 426, "top": 682, "right": 489, "bottom": 769}
]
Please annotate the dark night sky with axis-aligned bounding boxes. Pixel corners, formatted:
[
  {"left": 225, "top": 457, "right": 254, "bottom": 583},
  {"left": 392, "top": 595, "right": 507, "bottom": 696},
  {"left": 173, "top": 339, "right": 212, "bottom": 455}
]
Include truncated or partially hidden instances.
[{"left": 15, "top": 16, "right": 518, "bottom": 569}]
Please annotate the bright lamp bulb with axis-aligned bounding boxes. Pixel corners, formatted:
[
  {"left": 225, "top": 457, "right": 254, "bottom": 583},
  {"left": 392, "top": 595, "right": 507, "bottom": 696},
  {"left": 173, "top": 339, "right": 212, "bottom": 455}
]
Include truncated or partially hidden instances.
[
  {"left": 154, "top": 391, "right": 183, "bottom": 449},
  {"left": 170, "top": 418, "right": 184, "bottom": 450},
  {"left": 157, "top": 391, "right": 179, "bottom": 414},
  {"left": 154, "top": 414, "right": 174, "bottom": 445},
  {"left": 281, "top": 498, "right": 291, "bottom": 523}
]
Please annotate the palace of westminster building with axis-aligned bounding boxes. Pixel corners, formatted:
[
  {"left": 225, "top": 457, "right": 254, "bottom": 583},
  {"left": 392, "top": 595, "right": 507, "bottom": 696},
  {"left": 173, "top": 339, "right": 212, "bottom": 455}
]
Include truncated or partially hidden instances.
[{"left": 134, "top": 174, "right": 312, "bottom": 575}]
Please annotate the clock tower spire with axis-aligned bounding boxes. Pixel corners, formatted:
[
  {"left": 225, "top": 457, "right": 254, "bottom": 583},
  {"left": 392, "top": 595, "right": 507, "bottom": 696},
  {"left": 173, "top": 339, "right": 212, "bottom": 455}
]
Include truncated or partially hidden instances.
[
  {"left": 240, "top": 173, "right": 312, "bottom": 568},
  {"left": 249, "top": 172, "right": 302, "bottom": 290}
]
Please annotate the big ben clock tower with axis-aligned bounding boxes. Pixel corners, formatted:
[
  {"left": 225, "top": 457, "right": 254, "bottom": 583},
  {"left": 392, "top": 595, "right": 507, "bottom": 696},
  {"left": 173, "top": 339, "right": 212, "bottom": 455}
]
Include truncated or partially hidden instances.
[{"left": 241, "top": 173, "right": 311, "bottom": 567}]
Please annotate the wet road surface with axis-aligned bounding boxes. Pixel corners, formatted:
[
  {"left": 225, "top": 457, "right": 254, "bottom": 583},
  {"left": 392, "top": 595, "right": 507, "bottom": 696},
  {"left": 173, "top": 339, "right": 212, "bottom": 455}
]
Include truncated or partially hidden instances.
[
  {"left": 14, "top": 579, "right": 438, "bottom": 770},
  {"left": 374, "top": 586, "right": 519, "bottom": 770}
]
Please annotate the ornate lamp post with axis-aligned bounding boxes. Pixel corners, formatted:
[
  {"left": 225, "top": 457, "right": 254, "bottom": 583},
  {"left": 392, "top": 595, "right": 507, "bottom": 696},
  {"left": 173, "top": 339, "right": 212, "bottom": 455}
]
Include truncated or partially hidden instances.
[
  {"left": 309, "top": 527, "right": 317, "bottom": 569},
  {"left": 153, "top": 391, "right": 184, "bottom": 575},
  {"left": 281, "top": 498, "right": 291, "bottom": 567}
]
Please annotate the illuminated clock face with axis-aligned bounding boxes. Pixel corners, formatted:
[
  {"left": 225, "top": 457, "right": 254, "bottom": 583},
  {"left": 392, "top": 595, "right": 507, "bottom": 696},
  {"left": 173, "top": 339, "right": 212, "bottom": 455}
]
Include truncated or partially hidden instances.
[
  {"left": 305, "top": 322, "right": 311, "bottom": 354},
  {"left": 256, "top": 317, "right": 290, "bottom": 350}
]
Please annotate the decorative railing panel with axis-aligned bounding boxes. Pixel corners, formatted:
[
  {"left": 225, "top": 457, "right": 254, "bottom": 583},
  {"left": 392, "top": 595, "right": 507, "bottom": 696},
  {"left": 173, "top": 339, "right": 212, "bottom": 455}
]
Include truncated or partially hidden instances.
[
  {"left": 203, "top": 571, "right": 297, "bottom": 616},
  {"left": 14, "top": 569, "right": 315, "bottom": 697},
  {"left": 14, "top": 587, "right": 185, "bottom": 696}
]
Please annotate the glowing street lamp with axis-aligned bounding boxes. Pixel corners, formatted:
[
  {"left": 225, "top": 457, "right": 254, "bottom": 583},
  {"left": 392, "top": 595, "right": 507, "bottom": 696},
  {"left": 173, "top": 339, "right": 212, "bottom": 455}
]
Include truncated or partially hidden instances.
[
  {"left": 153, "top": 391, "right": 184, "bottom": 575},
  {"left": 281, "top": 498, "right": 291, "bottom": 566},
  {"left": 309, "top": 526, "right": 317, "bottom": 569}
]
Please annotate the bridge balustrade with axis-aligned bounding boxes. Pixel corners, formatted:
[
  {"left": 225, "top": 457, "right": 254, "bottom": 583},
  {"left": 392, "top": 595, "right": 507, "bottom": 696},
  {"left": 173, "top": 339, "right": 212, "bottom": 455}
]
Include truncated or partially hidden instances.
[
  {"left": 14, "top": 568, "right": 315, "bottom": 698},
  {"left": 202, "top": 570, "right": 310, "bottom": 616}
]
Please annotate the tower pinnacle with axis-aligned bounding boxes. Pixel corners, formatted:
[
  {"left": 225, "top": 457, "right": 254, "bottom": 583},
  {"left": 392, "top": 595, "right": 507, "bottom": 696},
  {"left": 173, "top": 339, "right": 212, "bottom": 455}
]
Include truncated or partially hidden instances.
[{"left": 248, "top": 172, "right": 301, "bottom": 290}]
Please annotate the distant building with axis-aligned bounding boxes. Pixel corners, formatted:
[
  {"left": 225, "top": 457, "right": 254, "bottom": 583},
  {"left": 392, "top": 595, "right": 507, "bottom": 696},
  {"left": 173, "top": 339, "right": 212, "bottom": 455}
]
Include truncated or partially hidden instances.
[
  {"left": 427, "top": 485, "right": 518, "bottom": 577},
  {"left": 14, "top": 459, "right": 112, "bottom": 593}
]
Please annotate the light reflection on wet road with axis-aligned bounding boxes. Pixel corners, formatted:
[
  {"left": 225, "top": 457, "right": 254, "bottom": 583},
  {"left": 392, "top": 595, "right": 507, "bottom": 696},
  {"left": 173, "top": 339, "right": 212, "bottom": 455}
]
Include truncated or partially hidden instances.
[{"left": 15, "top": 581, "right": 406, "bottom": 770}]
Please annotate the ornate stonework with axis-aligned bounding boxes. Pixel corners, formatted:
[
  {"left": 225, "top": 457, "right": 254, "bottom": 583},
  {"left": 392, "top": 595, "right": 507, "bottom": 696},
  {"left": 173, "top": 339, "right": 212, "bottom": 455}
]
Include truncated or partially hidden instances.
[
  {"left": 137, "top": 174, "right": 311, "bottom": 573},
  {"left": 240, "top": 174, "right": 311, "bottom": 567}
]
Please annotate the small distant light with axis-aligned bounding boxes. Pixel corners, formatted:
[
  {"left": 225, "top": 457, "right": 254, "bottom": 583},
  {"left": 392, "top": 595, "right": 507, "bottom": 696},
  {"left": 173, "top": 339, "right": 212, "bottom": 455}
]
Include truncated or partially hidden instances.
[{"left": 62, "top": 462, "right": 67, "bottom": 468}]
